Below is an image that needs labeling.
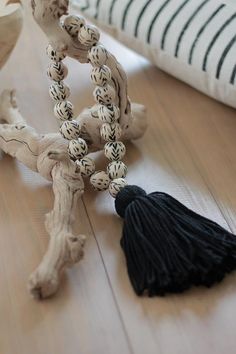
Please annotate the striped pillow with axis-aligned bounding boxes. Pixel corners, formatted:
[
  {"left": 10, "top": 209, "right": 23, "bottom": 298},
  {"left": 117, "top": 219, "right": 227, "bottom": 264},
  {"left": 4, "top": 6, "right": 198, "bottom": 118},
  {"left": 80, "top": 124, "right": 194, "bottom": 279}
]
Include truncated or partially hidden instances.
[{"left": 73, "top": 0, "right": 236, "bottom": 109}]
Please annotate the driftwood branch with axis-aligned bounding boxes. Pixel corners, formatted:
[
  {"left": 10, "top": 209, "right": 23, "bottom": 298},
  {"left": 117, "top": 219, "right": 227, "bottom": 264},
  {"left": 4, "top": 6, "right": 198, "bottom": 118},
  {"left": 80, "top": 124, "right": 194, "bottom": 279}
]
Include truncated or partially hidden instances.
[
  {"left": 0, "top": 90, "right": 86, "bottom": 299},
  {"left": 0, "top": 88, "right": 146, "bottom": 298},
  {"left": 0, "top": 0, "right": 147, "bottom": 299},
  {"left": 29, "top": 156, "right": 86, "bottom": 299}
]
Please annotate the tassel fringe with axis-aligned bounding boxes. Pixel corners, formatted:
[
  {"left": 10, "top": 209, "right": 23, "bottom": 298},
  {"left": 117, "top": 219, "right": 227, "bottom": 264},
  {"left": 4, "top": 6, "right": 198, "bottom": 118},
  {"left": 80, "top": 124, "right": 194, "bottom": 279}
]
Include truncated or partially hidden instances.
[{"left": 115, "top": 186, "right": 236, "bottom": 296}]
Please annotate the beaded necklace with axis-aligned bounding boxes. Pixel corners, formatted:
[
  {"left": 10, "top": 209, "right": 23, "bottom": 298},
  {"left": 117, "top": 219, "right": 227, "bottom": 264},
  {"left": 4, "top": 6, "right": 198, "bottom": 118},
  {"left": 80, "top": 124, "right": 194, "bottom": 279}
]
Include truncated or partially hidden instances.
[{"left": 46, "top": 16, "right": 127, "bottom": 199}]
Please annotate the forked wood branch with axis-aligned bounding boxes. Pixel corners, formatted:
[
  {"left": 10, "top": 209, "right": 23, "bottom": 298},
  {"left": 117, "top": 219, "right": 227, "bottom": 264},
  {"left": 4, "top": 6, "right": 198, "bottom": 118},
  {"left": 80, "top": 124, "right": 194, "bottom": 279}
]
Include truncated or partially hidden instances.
[
  {"left": 0, "top": 90, "right": 86, "bottom": 299},
  {"left": 0, "top": 87, "right": 146, "bottom": 299},
  {"left": 0, "top": 0, "right": 147, "bottom": 299}
]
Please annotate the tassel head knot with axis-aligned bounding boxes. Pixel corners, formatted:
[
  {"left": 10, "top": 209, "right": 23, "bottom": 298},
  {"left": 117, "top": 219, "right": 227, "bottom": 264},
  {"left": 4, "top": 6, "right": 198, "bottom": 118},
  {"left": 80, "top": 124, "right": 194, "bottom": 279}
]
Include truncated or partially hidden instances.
[{"left": 115, "top": 185, "right": 147, "bottom": 218}]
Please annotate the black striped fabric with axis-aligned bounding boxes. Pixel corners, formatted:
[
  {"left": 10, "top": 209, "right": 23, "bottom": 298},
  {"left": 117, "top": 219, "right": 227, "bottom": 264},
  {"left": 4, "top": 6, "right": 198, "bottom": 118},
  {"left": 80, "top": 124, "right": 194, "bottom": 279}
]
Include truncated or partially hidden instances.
[
  {"left": 80, "top": 0, "right": 90, "bottom": 11},
  {"left": 188, "top": 4, "right": 225, "bottom": 65},
  {"left": 134, "top": 0, "right": 152, "bottom": 37},
  {"left": 122, "top": 0, "right": 135, "bottom": 30},
  {"left": 109, "top": 0, "right": 117, "bottom": 25},
  {"left": 94, "top": 0, "right": 101, "bottom": 19},
  {"left": 146, "top": 0, "right": 170, "bottom": 43},
  {"left": 230, "top": 64, "right": 236, "bottom": 84},
  {"left": 174, "top": 0, "right": 209, "bottom": 57},
  {"left": 75, "top": 0, "right": 236, "bottom": 89}
]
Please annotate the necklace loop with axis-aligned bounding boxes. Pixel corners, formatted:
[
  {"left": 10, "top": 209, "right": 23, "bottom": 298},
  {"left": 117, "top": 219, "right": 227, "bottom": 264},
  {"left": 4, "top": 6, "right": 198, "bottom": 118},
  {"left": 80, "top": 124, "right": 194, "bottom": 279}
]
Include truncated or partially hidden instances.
[{"left": 46, "top": 15, "right": 128, "bottom": 197}]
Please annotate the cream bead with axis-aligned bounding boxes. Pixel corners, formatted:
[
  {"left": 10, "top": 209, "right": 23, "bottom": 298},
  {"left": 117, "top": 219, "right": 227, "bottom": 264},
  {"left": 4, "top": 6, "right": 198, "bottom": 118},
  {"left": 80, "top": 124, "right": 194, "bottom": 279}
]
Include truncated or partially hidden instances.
[
  {"left": 68, "top": 138, "right": 88, "bottom": 161},
  {"left": 98, "top": 104, "right": 120, "bottom": 123},
  {"left": 107, "top": 161, "right": 127, "bottom": 179},
  {"left": 90, "top": 171, "right": 110, "bottom": 191},
  {"left": 54, "top": 101, "right": 74, "bottom": 121},
  {"left": 100, "top": 122, "right": 122, "bottom": 142},
  {"left": 77, "top": 157, "right": 95, "bottom": 177},
  {"left": 90, "top": 65, "right": 112, "bottom": 87},
  {"left": 59, "top": 120, "right": 80, "bottom": 140},
  {"left": 78, "top": 24, "right": 100, "bottom": 46},
  {"left": 88, "top": 45, "right": 108, "bottom": 66},
  {"left": 109, "top": 178, "right": 127, "bottom": 198},
  {"left": 93, "top": 85, "right": 115, "bottom": 105},
  {"left": 47, "top": 62, "right": 68, "bottom": 82},
  {"left": 63, "top": 15, "right": 85, "bottom": 37},
  {"left": 104, "top": 141, "right": 126, "bottom": 161},
  {"left": 49, "top": 82, "right": 70, "bottom": 101},
  {"left": 46, "top": 44, "right": 66, "bottom": 61}
]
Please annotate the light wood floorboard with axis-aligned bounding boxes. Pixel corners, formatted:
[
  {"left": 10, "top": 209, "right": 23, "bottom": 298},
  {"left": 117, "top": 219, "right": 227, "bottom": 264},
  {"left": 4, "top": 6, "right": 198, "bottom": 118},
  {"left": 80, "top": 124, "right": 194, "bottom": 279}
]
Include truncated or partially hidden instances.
[{"left": 0, "top": 4, "right": 236, "bottom": 354}]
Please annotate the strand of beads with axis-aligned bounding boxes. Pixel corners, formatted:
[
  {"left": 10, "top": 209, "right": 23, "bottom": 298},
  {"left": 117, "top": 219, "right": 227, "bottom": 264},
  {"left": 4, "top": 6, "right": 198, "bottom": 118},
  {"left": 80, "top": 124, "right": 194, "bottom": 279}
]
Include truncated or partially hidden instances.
[
  {"left": 47, "top": 43, "right": 96, "bottom": 176},
  {"left": 89, "top": 45, "right": 128, "bottom": 196},
  {"left": 47, "top": 14, "right": 128, "bottom": 198},
  {"left": 46, "top": 39, "right": 96, "bottom": 179}
]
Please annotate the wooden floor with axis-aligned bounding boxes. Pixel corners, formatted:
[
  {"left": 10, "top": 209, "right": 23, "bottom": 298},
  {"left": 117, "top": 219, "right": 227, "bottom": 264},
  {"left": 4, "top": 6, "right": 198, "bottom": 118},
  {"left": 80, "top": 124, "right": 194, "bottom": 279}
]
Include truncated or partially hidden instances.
[{"left": 1, "top": 4, "right": 236, "bottom": 354}]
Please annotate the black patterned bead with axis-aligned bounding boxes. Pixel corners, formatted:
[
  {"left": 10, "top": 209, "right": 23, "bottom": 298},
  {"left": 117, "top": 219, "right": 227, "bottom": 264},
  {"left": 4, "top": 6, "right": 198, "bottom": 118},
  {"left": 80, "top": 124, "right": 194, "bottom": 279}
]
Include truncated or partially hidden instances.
[
  {"left": 63, "top": 15, "right": 85, "bottom": 37},
  {"left": 104, "top": 141, "right": 126, "bottom": 161},
  {"left": 107, "top": 161, "right": 127, "bottom": 179},
  {"left": 60, "top": 120, "right": 80, "bottom": 140},
  {"left": 54, "top": 101, "right": 74, "bottom": 121},
  {"left": 90, "top": 171, "right": 110, "bottom": 191},
  {"left": 49, "top": 82, "right": 70, "bottom": 101},
  {"left": 68, "top": 138, "right": 88, "bottom": 161},
  {"left": 47, "top": 62, "right": 68, "bottom": 82}
]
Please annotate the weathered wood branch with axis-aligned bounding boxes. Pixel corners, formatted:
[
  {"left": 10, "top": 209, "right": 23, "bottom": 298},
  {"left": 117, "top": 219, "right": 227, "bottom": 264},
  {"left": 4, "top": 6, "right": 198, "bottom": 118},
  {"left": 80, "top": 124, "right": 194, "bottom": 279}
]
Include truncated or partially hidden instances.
[
  {"left": 0, "top": 90, "right": 86, "bottom": 299},
  {"left": 0, "top": 90, "right": 146, "bottom": 298},
  {"left": 0, "top": 0, "right": 147, "bottom": 299}
]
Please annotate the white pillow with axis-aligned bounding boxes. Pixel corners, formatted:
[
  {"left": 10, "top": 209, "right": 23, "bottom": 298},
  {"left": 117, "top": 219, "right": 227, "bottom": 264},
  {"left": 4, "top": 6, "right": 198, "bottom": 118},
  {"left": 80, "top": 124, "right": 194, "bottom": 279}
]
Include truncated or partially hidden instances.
[{"left": 73, "top": 0, "right": 236, "bottom": 109}]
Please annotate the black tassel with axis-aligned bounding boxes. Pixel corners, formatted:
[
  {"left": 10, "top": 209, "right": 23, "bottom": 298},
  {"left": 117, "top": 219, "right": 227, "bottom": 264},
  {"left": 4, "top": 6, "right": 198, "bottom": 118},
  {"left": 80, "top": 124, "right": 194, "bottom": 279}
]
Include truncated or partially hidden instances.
[{"left": 115, "top": 185, "right": 236, "bottom": 297}]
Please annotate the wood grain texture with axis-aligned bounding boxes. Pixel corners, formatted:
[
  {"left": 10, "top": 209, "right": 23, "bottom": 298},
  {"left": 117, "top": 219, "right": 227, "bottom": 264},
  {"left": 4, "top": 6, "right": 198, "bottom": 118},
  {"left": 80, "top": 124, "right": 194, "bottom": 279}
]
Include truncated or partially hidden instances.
[{"left": 0, "top": 2, "right": 236, "bottom": 354}]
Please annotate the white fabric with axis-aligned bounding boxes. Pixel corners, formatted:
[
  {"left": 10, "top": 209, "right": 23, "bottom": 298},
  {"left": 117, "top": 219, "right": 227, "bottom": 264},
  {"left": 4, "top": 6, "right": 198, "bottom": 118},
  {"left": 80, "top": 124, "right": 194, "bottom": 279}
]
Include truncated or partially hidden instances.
[{"left": 73, "top": 0, "right": 236, "bottom": 108}]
